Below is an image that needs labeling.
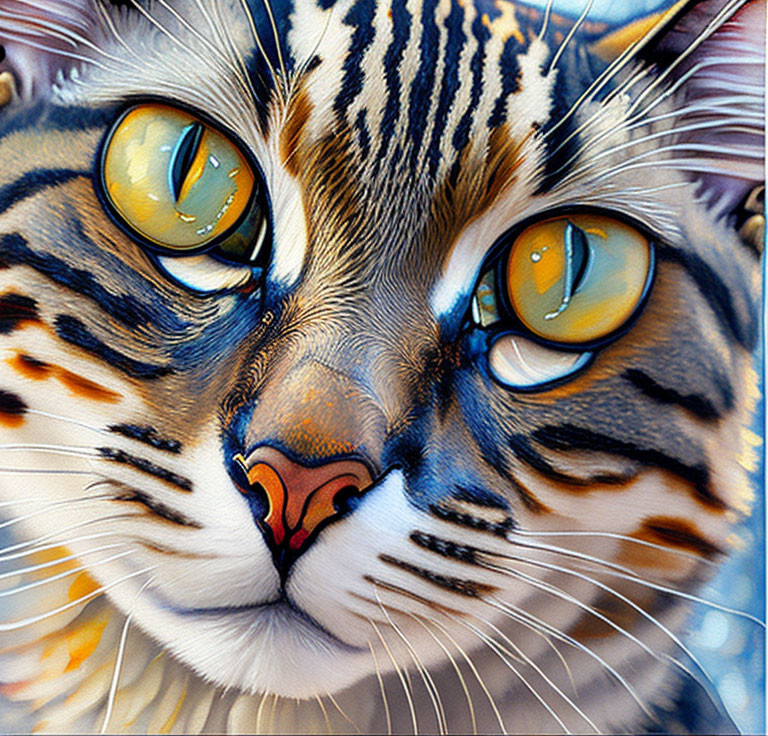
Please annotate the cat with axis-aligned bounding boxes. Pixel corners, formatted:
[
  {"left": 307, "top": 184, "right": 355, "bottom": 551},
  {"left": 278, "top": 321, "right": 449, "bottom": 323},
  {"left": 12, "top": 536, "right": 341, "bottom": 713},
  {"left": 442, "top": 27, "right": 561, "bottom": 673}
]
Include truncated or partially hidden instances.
[{"left": 0, "top": 0, "right": 763, "bottom": 733}]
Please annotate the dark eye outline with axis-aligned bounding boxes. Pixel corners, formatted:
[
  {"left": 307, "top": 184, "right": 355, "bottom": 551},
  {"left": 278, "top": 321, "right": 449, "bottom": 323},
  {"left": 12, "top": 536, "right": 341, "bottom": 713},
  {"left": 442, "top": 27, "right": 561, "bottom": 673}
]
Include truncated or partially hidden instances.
[
  {"left": 96, "top": 98, "right": 274, "bottom": 268},
  {"left": 468, "top": 207, "right": 657, "bottom": 353}
]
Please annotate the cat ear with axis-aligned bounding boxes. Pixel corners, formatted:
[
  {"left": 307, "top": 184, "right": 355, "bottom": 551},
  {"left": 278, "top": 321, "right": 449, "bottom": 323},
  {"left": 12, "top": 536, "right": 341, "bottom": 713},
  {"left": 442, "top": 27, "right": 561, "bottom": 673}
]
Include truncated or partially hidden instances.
[
  {"left": 594, "top": 0, "right": 765, "bottom": 236},
  {"left": 0, "top": 0, "right": 99, "bottom": 105}
]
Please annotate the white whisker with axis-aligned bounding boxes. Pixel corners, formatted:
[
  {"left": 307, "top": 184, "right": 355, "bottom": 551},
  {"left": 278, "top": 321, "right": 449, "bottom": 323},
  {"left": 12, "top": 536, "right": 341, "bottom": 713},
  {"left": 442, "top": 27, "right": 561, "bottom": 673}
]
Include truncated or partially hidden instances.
[
  {"left": 425, "top": 616, "right": 506, "bottom": 734},
  {"left": 373, "top": 588, "right": 446, "bottom": 735},
  {"left": 505, "top": 537, "right": 763, "bottom": 627},
  {"left": 368, "top": 641, "right": 392, "bottom": 736},
  {"left": 483, "top": 595, "right": 650, "bottom": 717},
  {"left": 448, "top": 611, "right": 570, "bottom": 733},
  {"left": 547, "top": 0, "right": 596, "bottom": 74},
  {"left": 482, "top": 556, "right": 720, "bottom": 705},
  {"left": 368, "top": 616, "right": 418, "bottom": 734},
  {"left": 100, "top": 576, "right": 154, "bottom": 734},
  {"left": 0, "top": 541, "right": 130, "bottom": 583},
  {"left": 0, "top": 564, "right": 154, "bottom": 632},
  {"left": 0, "top": 548, "right": 132, "bottom": 599},
  {"left": 409, "top": 615, "right": 477, "bottom": 736}
]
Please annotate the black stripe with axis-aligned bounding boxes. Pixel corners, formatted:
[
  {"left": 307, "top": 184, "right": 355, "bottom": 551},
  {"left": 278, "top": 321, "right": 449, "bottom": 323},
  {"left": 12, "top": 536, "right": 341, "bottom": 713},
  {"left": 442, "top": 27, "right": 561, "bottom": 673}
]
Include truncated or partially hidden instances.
[
  {"left": 0, "top": 169, "right": 87, "bottom": 217},
  {"left": 531, "top": 424, "right": 725, "bottom": 509},
  {"left": 334, "top": 0, "right": 377, "bottom": 121},
  {"left": 98, "top": 447, "right": 192, "bottom": 492},
  {"left": 112, "top": 486, "right": 200, "bottom": 527},
  {"left": 405, "top": 0, "right": 439, "bottom": 167},
  {"left": 509, "top": 433, "right": 592, "bottom": 486},
  {"left": 452, "top": 13, "right": 490, "bottom": 155},
  {"left": 429, "top": 503, "right": 513, "bottom": 536},
  {"left": 0, "top": 389, "right": 26, "bottom": 416},
  {"left": 0, "top": 293, "right": 39, "bottom": 334},
  {"left": 54, "top": 315, "right": 172, "bottom": 380},
  {"left": 624, "top": 369, "right": 721, "bottom": 421},
  {"left": 377, "top": 0, "right": 411, "bottom": 165},
  {"left": 657, "top": 244, "right": 756, "bottom": 350},
  {"left": 0, "top": 102, "right": 114, "bottom": 141},
  {"left": 0, "top": 232, "right": 155, "bottom": 329},
  {"left": 410, "top": 531, "right": 479, "bottom": 564},
  {"left": 426, "top": 0, "right": 465, "bottom": 177},
  {"left": 488, "top": 35, "right": 522, "bottom": 128},
  {"left": 378, "top": 553, "right": 493, "bottom": 597},
  {"left": 108, "top": 424, "right": 182, "bottom": 454},
  {"left": 453, "top": 484, "right": 508, "bottom": 510}
]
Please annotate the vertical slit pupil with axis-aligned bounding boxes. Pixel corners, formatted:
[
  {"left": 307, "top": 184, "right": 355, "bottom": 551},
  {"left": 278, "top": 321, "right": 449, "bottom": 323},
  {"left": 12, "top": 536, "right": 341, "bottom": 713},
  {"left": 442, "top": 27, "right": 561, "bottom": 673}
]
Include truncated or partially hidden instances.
[
  {"left": 168, "top": 122, "right": 205, "bottom": 202},
  {"left": 566, "top": 221, "right": 590, "bottom": 295}
]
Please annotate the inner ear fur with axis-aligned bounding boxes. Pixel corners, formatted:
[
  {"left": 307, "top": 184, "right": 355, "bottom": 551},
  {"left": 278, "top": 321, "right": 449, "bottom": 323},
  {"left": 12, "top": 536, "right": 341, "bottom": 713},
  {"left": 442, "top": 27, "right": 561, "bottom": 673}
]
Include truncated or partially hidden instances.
[{"left": 0, "top": 0, "right": 101, "bottom": 103}]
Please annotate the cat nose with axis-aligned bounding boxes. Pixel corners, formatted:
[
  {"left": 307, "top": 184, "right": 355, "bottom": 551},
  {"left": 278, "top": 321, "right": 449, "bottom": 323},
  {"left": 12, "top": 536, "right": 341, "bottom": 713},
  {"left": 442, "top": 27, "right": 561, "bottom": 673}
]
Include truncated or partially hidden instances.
[{"left": 233, "top": 447, "right": 372, "bottom": 576}]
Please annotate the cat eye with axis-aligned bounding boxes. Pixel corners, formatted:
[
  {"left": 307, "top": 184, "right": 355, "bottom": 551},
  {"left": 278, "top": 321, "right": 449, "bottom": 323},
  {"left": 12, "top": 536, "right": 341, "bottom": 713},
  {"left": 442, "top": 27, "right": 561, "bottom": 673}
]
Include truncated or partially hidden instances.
[
  {"left": 473, "top": 212, "right": 654, "bottom": 389},
  {"left": 100, "top": 103, "right": 270, "bottom": 274},
  {"left": 473, "top": 213, "right": 653, "bottom": 347}
]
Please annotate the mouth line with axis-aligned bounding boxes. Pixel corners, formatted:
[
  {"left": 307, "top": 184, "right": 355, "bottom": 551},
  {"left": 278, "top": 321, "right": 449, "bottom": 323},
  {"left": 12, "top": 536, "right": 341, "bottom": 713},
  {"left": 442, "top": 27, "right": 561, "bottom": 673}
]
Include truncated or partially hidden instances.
[{"left": 154, "top": 590, "right": 363, "bottom": 652}]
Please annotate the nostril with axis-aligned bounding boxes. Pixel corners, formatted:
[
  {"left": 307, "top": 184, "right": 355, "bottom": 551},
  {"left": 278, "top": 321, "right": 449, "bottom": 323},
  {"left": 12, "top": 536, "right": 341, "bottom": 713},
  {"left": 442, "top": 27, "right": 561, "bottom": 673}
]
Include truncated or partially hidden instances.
[{"left": 332, "top": 484, "right": 366, "bottom": 515}]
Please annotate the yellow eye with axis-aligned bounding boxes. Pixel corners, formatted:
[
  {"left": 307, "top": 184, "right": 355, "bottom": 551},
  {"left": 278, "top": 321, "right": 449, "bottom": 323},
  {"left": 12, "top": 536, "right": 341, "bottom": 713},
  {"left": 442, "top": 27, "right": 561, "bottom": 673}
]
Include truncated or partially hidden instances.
[
  {"left": 102, "top": 104, "right": 266, "bottom": 257},
  {"left": 505, "top": 214, "right": 652, "bottom": 344}
]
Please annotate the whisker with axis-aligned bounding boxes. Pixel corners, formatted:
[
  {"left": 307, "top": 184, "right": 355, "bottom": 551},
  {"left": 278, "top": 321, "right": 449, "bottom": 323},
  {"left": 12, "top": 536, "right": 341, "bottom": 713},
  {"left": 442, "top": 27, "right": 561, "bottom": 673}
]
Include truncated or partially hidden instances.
[
  {"left": 373, "top": 588, "right": 446, "bottom": 735},
  {"left": 424, "top": 616, "right": 506, "bottom": 734},
  {"left": 153, "top": 0, "right": 254, "bottom": 102},
  {"left": 463, "top": 610, "right": 600, "bottom": 733},
  {"left": 255, "top": 690, "right": 269, "bottom": 733},
  {"left": 100, "top": 576, "right": 154, "bottom": 734},
  {"left": 0, "top": 548, "right": 132, "bottom": 599},
  {"left": 551, "top": 114, "right": 760, "bottom": 185},
  {"left": 367, "top": 641, "right": 392, "bottom": 736},
  {"left": 326, "top": 692, "right": 361, "bottom": 735},
  {"left": 26, "top": 409, "right": 112, "bottom": 436},
  {"left": 0, "top": 564, "right": 155, "bottom": 632},
  {"left": 628, "top": 0, "right": 751, "bottom": 117},
  {"left": 0, "top": 493, "right": 114, "bottom": 534},
  {"left": 0, "top": 467, "right": 100, "bottom": 476},
  {"left": 314, "top": 694, "right": 333, "bottom": 735},
  {"left": 481, "top": 557, "right": 721, "bottom": 709},
  {"left": 368, "top": 616, "right": 418, "bottom": 734},
  {"left": 482, "top": 594, "right": 651, "bottom": 718},
  {"left": 259, "top": 0, "right": 288, "bottom": 95},
  {"left": 547, "top": 0, "right": 596, "bottom": 74},
  {"left": 0, "top": 8, "right": 120, "bottom": 66},
  {"left": 0, "top": 540, "right": 130, "bottom": 583},
  {"left": 512, "top": 528, "right": 715, "bottom": 563},
  {"left": 448, "top": 611, "right": 570, "bottom": 733},
  {"left": 0, "top": 515, "right": 138, "bottom": 563},
  {"left": 0, "top": 442, "right": 99, "bottom": 457},
  {"left": 538, "top": 0, "right": 556, "bottom": 40},
  {"left": 409, "top": 615, "right": 477, "bottom": 736},
  {"left": 505, "top": 537, "right": 764, "bottom": 628},
  {"left": 236, "top": 0, "right": 284, "bottom": 105}
]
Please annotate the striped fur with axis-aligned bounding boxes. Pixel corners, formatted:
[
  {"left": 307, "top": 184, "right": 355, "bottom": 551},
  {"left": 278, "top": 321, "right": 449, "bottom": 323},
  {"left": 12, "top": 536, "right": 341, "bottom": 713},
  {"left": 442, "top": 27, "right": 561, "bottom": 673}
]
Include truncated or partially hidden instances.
[{"left": 0, "top": 0, "right": 763, "bottom": 733}]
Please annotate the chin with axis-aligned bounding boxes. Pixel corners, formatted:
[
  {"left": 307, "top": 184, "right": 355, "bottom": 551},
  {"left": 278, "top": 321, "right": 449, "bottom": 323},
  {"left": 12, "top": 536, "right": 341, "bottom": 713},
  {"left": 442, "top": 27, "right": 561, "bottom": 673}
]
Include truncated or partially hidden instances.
[{"left": 140, "top": 599, "right": 371, "bottom": 698}]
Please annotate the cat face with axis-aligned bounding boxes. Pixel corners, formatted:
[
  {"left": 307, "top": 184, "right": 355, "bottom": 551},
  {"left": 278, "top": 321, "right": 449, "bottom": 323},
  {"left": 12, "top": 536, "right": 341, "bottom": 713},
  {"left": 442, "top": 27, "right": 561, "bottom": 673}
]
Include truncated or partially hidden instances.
[{"left": 0, "top": 0, "right": 762, "bottom": 731}]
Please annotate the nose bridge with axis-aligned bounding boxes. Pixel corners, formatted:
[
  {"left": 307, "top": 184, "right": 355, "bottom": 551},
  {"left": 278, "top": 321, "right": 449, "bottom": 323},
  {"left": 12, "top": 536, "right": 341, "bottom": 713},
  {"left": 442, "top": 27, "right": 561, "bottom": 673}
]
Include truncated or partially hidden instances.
[{"left": 245, "top": 349, "right": 387, "bottom": 465}]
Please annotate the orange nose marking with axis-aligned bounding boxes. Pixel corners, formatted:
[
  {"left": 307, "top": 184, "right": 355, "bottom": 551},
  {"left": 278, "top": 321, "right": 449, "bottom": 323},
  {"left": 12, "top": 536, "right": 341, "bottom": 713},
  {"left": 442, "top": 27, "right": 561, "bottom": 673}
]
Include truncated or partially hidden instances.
[
  {"left": 242, "top": 461, "right": 363, "bottom": 552},
  {"left": 245, "top": 463, "right": 287, "bottom": 546}
]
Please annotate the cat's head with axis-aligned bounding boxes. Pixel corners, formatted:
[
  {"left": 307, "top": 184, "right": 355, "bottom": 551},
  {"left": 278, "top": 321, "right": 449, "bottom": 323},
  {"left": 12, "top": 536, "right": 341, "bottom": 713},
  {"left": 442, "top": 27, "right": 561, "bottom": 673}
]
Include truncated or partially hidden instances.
[{"left": 0, "top": 0, "right": 762, "bottom": 728}]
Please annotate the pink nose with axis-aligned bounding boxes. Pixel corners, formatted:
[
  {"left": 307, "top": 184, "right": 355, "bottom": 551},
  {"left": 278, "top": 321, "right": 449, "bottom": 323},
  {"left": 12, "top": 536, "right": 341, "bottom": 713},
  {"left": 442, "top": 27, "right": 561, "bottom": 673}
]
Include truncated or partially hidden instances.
[{"left": 234, "top": 446, "right": 372, "bottom": 555}]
